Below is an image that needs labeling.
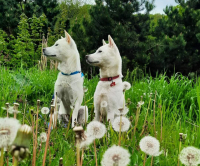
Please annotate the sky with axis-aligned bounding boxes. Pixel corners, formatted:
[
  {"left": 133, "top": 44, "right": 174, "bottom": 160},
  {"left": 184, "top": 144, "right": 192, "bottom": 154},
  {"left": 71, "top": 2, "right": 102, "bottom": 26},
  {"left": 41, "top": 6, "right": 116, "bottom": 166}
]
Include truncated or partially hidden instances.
[
  {"left": 86, "top": 0, "right": 178, "bottom": 14},
  {"left": 151, "top": 0, "right": 178, "bottom": 14}
]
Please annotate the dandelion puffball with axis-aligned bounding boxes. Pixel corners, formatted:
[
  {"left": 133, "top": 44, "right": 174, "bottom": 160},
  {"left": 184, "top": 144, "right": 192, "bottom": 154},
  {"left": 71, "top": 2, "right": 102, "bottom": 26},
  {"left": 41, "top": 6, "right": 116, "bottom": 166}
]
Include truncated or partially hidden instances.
[
  {"left": 101, "top": 145, "right": 130, "bottom": 166},
  {"left": 122, "top": 81, "right": 131, "bottom": 91},
  {"left": 112, "top": 116, "right": 130, "bottom": 132},
  {"left": 41, "top": 107, "right": 50, "bottom": 114},
  {"left": 80, "top": 132, "right": 94, "bottom": 149},
  {"left": 86, "top": 121, "right": 106, "bottom": 139},
  {"left": 139, "top": 136, "right": 162, "bottom": 156},
  {"left": 101, "top": 101, "right": 108, "bottom": 108},
  {"left": 137, "top": 101, "right": 144, "bottom": 107},
  {"left": 114, "top": 107, "right": 129, "bottom": 115},
  {"left": 179, "top": 146, "right": 200, "bottom": 166},
  {"left": 0, "top": 117, "right": 21, "bottom": 148},
  {"left": 38, "top": 132, "right": 47, "bottom": 143}
]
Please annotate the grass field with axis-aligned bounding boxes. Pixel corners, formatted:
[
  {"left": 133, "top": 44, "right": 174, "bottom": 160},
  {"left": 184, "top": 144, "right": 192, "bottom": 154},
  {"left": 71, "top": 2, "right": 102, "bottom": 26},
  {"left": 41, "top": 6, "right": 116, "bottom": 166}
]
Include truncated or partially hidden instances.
[{"left": 1, "top": 66, "right": 200, "bottom": 166}]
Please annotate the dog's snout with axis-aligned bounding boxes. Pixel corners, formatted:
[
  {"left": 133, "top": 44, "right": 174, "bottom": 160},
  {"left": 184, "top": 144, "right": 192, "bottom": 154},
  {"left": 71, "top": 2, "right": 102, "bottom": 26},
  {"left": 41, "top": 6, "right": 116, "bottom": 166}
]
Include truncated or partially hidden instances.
[{"left": 85, "top": 55, "right": 89, "bottom": 60}]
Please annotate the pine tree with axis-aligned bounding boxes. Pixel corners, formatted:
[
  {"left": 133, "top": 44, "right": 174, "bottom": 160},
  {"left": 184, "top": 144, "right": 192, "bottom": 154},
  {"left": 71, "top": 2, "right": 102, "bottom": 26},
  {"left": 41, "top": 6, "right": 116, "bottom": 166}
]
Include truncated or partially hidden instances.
[
  {"left": 72, "top": 0, "right": 154, "bottom": 75},
  {"left": 149, "top": 0, "right": 200, "bottom": 75}
]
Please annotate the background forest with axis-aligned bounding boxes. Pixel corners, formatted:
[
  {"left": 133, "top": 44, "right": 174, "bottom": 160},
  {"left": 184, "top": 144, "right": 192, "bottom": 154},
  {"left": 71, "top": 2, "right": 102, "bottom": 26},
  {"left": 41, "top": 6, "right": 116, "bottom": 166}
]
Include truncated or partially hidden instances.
[{"left": 1, "top": 0, "right": 200, "bottom": 77}]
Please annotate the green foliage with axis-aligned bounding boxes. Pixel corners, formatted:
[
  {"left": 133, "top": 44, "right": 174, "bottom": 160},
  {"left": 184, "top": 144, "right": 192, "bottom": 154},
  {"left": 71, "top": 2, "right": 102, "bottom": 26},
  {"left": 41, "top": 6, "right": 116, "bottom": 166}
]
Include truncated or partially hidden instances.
[
  {"left": 149, "top": 0, "right": 200, "bottom": 75},
  {"left": 0, "top": 13, "right": 47, "bottom": 68},
  {"left": 71, "top": 0, "right": 155, "bottom": 75},
  {"left": 1, "top": 68, "right": 200, "bottom": 165}
]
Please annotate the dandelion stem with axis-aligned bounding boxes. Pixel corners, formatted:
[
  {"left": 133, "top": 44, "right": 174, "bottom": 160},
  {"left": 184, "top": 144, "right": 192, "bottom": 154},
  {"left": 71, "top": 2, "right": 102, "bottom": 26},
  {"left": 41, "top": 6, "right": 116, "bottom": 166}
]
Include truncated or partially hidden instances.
[
  {"left": 42, "top": 106, "right": 54, "bottom": 166},
  {"left": 118, "top": 115, "right": 122, "bottom": 146},
  {"left": 0, "top": 148, "right": 4, "bottom": 166},
  {"left": 13, "top": 158, "right": 18, "bottom": 166},
  {"left": 23, "top": 99, "right": 27, "bottom": 124},
  {"left": 150, "top": 156, "right": 154, "bottom": 166},
  {"left": 77, "top": 141, "right": 80, "bottom": 166},
  {"left": 140, "top": 96, "right": 151, "bottom": 137},
  {"left": 33, "top": 100, "right": 40, "bottom": 165},
  {"left": 177, "top": 140, "right": 182, "bottom": 166},
  {"left": 81, "top": 148, "right": 84, "bottom": 166},
  {"left": 94, "top": 140, "right": 98, "bottom": 166},
  {"left": 153, "top": 92, "right": 157, "bottom": 138},
  {"left": 143, "top": 154, "right": 147, "bottom": 166},
  {"left": 159, "top": 104, "right": 162, "bottom": 142}
]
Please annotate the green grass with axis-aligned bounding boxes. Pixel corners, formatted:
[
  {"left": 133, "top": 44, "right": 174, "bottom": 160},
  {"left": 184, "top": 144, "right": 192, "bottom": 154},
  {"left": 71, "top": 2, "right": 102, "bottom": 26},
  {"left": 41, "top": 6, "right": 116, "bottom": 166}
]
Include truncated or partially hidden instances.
[{"left": 0, "top": 66, "right": 200, "bottom": 166}]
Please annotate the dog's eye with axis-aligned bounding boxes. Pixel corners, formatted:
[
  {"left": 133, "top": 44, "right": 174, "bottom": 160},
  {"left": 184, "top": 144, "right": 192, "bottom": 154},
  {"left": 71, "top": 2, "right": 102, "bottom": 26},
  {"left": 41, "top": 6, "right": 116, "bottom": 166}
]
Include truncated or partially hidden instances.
[
  {"left": 55, "top": 44, "right": 59, "bottom": 46},
  {"left": 98, "top": 50, "right": 102, "bottom": 53}
]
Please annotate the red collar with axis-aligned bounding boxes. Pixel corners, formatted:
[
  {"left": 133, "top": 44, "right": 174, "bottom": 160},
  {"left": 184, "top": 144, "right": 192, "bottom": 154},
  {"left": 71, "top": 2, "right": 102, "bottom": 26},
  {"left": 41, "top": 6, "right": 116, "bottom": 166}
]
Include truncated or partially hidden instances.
[{"left": 100, "top": 75, "right": 119, "bottom": 81}]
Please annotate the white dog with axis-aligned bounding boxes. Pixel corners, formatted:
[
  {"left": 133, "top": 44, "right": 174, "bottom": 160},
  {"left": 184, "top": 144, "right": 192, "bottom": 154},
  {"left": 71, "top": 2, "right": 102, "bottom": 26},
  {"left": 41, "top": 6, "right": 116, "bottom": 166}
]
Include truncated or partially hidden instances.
[
  {"left": 86, "top": 35, "right": 125, "bottom": 124},
  {"left": 43, "top": 31, "right": 88, "bottom": 127}
]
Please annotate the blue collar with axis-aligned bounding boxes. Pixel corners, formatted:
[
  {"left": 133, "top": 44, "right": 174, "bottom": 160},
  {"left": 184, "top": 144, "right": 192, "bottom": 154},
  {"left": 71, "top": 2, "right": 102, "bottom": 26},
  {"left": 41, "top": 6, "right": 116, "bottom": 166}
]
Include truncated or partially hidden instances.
[{"left": 61, "top": 71, "right": 84, "bottom": 77}]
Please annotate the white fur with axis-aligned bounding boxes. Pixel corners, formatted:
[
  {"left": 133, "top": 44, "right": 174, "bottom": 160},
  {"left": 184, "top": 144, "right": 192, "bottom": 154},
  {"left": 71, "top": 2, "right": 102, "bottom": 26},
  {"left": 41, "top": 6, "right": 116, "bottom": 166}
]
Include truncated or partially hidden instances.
[
  {"left": 43, "top": 31, "right": 85, "bottom": 127},
  {"left": 86, "top": 35, "right": 125, "bottom": 123}
]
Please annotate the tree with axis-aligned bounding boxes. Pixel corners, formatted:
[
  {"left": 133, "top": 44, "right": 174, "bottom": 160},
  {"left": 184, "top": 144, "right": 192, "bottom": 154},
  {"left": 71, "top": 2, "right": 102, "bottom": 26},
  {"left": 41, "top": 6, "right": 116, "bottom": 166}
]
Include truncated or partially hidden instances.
[
  {"left": 72, "top": 0, "right": 155, "bottom": 75},
  {"left": 0, "top": 0, "right": 59, "bottom": 36},
  {"left": 148, "top": 0, "right": 200, "bottom": 75}
]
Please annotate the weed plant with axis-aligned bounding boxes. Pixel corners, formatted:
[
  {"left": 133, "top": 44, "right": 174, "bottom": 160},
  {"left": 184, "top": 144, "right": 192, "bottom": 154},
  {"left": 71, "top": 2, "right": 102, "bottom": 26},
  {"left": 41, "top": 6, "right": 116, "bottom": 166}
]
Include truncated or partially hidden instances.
[{"left": 0, "top": 66, "right": 199, "bottom": 165}]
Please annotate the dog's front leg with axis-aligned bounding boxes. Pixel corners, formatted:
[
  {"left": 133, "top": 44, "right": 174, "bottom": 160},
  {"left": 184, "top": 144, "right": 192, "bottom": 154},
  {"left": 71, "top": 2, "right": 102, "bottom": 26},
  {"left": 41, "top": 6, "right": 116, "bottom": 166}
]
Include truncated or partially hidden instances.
[{"left": 71, "top": 102, "right": 80, "bottom": 128}]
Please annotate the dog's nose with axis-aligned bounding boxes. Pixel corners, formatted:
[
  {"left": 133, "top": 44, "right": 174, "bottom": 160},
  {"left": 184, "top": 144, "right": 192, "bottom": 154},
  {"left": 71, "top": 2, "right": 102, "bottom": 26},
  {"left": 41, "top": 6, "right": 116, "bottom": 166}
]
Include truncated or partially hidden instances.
[
  {"left": 85, "top": 55, "right": 89, "bottom": 60},
  {"left": 43, "top": 48, "right": 46, "bottom": 53}
]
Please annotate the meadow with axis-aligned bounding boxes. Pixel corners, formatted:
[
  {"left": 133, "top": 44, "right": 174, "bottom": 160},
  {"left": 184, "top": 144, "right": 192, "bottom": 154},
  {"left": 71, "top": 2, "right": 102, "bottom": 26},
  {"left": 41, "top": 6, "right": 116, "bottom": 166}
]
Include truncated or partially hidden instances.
[{"left": 1, "top": 66, "right": 200, "bottom": 166}]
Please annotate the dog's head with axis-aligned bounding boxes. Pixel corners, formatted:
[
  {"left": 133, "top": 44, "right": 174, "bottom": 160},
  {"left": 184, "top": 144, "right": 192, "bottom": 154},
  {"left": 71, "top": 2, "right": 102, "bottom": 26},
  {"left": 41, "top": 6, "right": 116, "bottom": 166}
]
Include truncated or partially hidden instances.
[
  {"left": 43, "top": 31, "right": 78, "bottom": 62},
  {"left": 86, "top": 35, "right": 121, "bottom": 69}
]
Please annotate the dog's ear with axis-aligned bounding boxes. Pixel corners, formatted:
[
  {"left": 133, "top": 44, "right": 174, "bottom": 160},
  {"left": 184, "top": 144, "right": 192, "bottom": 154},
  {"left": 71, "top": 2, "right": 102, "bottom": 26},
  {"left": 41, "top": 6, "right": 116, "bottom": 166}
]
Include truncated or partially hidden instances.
[
  {"left": 108, "top": 35, "right": 116, "bottom": 48},
  {"left": 102, "top": 39, "right": 106, "bottom": 45},
  {"left": 61, "top": 36, "right": 64, "bottom": 39},
  {"left": 64, "top": 30, "right": 71, "bottom": 43}
]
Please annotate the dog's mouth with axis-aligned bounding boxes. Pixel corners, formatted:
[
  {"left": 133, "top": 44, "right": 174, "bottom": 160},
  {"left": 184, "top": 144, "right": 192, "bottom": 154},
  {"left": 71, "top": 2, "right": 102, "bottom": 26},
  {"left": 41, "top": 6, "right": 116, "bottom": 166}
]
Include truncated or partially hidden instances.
[
  {"left": 44, "top": 54, "right": 56, "bottom": 57},
  {"left": 86, "top": 59, "right": 99, "bottom": 64}
]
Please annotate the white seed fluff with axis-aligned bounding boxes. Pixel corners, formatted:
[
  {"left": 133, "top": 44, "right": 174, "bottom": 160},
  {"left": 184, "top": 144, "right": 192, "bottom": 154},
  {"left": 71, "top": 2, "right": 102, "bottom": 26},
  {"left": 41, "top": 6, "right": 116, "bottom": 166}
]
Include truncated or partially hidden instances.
[
  {"left": 138, "top": 101, "right": 144, "bottom": 107},
  {"left": 179, "top": 146, "right": 200, "bottom": 166},
  {"left": 41, "top": 107, "right": 50, "bottom": 115},
  {"left": 112, "top": 116, "right": 130, "bottom": 132},
  {"left": 86, "top": 121, "right": 106, "bottom": 139},
  {"left": 80, "top": 132, "right": 94, "bottom": 149},
  {"left": 101, "top": 101, "right": 108, "bottom": 108},
  {"left": 139, "top": 135, "right": 161, "bottom": 156},
  {"left": 114, "top": 107, "right": 129, "bottom": 116},
  {"left": 101, "top": 145, "right": 130, "bottom": 166},
  {"left": 38, "top": 132, "right": 47, "bottom": 143},
  {"left": 122, "top": 81, "right": 131, "bottom": 91},
  {"left": 0, "top": 118, "right": 21, "bottom": 148}
]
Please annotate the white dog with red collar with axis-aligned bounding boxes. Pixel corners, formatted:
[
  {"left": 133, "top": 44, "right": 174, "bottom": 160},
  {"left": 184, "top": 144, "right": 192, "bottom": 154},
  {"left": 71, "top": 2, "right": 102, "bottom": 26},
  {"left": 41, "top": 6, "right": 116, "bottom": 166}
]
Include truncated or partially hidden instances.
[{"left": 86, "top": 35, "right": 125, "bottom": 124}]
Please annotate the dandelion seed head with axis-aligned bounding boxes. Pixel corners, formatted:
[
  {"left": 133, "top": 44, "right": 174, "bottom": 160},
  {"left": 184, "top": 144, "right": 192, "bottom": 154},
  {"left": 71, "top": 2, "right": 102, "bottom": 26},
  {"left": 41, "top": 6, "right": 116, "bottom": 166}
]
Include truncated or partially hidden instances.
[
  {"left": 86, "top": 121, "right": 106, "bottom": 139},
  {"left": 83, "top": 86, "right": 88, "bottom": 93},
  {"left": 0, "top": 118, "right": 21, "bottom": 148},
  {"left": 112, "top": 117, "right": 130, "bottom": 132},
  {"left": 80, "top": 132, "right": 94, "bottom": 149},
  {"left": 139, "top": 136, "right": 161, "bottom": 156},
  {"left": 38, "top": 132, "right": 47, "bottom": 143},
  {"left": 122, "top": 81, "right": 131, "bottom": 91},
  {"left": 179, "top": 146, "right": 200, "bottom": 166},
  {"left": 137, "top": 101, "right": 144, "bottom": 107},
  {"left": 101, "top": 145, "right": 130, "bottom": 166},
  {"left": 41, "top": 107, "right": 50, "bottom": 114},
  {"left": 115, "top": 107, "right": 129, "bottom": 115},
  {"left": 101, "top": 101, "right": 108, "bottom": 108}
]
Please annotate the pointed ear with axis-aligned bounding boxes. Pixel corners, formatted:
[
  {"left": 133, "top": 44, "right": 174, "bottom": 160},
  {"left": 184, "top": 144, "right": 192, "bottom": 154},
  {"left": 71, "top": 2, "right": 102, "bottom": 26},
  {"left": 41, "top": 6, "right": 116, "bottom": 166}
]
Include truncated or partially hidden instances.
[
  {"left": 61, "top": 36, "right": 64, "bottom": 39},
  {"left": 108, "top": 35, "right": 116, "bottom": 48},
  {"left": 102, "top": 39, "right": 106, "bottom": 45},
  {"left": 64, "top": 30, "right": 71, "bottom": 43}
]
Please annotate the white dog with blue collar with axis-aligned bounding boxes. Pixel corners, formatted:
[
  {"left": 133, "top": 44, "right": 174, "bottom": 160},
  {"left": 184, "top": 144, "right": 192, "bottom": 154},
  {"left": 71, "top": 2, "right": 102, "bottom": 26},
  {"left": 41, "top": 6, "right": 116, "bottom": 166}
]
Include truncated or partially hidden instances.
[{"left": 43, "top": 30, "right": 88, "bottom": 127}]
